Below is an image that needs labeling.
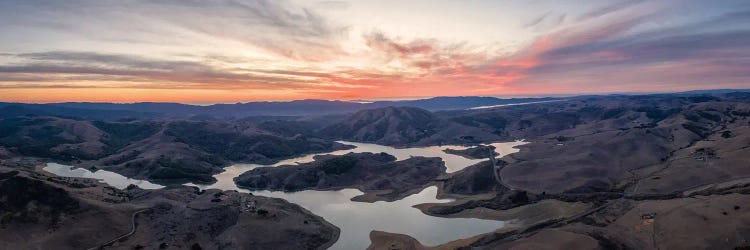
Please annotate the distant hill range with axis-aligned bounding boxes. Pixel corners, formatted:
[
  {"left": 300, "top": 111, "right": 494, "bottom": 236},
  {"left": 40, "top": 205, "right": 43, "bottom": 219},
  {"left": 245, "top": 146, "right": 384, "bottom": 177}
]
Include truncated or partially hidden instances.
[
  {"left": 672, "top": 89, "right": 750, "bottom": 95},
  {"left": 2, "top": 89, "right": 749, "bottom": 119},
  {"left": 0, "top": 96, "right": 558, "bottom": 119},
  {"left": 321, "top": 106, "right": 500, "bottom": 145}
]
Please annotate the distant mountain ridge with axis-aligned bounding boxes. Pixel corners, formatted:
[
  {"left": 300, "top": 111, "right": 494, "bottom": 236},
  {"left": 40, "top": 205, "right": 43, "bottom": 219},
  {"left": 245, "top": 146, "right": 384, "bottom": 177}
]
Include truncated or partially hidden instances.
[
  {"left": 0, "top": 96, "right": 557, "bottom": 119},
  {"left": 321, "top": 106, "right": 442, "bottom": 145},
  {"left": 321, "top": 106, "right": 501, "bottom": 145},
  {"left": 4, "top": 89, "right": 750, "bottom": 119},
  {"left": 0, "top": 104, "right": 161, "bottom": 120}
]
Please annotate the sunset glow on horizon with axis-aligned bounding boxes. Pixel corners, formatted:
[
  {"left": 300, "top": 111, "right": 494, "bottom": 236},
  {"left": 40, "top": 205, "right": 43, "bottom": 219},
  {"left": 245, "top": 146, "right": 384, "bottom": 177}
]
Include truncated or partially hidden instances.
[{"left": 1, "top": 0, "right": 749, "bottom": 103}]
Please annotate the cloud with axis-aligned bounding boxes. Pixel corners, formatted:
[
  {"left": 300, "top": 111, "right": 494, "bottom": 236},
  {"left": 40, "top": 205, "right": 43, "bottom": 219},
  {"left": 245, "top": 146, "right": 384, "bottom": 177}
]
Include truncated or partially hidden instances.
[
  {"left": 0, "top": 0, "right": 349, "bottom": 61},
  {"left": 1, "top": 0, "right": 749, "bottom": 100},
  {"left": 157, "top": 0, "right": 348, "bottom": 60},
  {"left": 0, "top": 51, "right": 334, "bottom": 89},
  {"left": 17, "top": 51, "right": 211, "bottom": 71},
  {"left": 364, "top": 32, "right": 435, "bottom": 59},
  {"left": 524, "top": 12, "right": 567, "bottom": 32},
  {"left": 0, "top": 50, "right": 391, "bottom": 92},
  {"left": 523, "top": 12, "right": 551, "bottom": 28},
  {"left": 347, "top": 3, "right": 750, "bottom": 96},
  {"left": 576, "top": 0, "right": 644, "bottom": 22},
  {"left": 315, "top": 1, "right": 350, "bottom": 10},
  {"left": 506, "top": 7, "right": 750, "bottom": 93}
]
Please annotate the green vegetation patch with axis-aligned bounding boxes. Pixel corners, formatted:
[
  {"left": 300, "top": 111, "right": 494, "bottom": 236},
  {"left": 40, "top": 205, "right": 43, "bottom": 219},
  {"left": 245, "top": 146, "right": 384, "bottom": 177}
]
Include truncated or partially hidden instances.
[
  {"left": 0, "top": 118, "right": 79, "bottom": 158},
  {"left": 92, "top": 121, "right": 161, "bottom": 153},
  {"left": 320, "top": 155, "right": 359, "bottom": 175},
  {"left": 165, "top": 121, "right": 331, "bottom": 162}
]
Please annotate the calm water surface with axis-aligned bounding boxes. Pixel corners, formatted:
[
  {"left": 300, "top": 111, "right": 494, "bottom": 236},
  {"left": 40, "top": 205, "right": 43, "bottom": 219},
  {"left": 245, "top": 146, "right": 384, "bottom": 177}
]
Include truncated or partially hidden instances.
[
  {"left": 44, "top": 141, "right": 528, "bottom": 249},
  {"left": 43, "top": 163, "right": 164, "bottom": 189}
]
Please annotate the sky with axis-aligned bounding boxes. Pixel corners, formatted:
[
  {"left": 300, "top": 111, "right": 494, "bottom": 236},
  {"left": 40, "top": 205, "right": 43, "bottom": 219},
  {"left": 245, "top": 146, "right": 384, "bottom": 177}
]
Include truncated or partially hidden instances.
[{"left": 0, "top": 0, "right": 748, "bottom": 103}]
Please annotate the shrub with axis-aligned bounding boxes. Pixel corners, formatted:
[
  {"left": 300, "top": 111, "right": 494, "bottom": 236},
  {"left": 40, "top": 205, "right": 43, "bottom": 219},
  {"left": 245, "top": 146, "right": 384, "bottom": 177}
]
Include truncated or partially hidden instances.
[{"left": 321, "top": 156, "right": 358, "bottom": 175}]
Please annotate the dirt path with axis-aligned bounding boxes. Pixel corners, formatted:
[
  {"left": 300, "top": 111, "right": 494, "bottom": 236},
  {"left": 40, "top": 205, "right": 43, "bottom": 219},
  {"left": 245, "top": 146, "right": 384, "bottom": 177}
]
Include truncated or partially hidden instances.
[{"left": 86, "top": 208, "right": 151, "bottom": 250}]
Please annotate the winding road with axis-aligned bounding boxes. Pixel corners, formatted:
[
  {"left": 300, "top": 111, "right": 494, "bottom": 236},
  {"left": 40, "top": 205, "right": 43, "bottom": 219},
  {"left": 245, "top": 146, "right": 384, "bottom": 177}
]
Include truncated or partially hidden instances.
[{"left": 86, "top": 208, "right": 151, "bottom": 250}]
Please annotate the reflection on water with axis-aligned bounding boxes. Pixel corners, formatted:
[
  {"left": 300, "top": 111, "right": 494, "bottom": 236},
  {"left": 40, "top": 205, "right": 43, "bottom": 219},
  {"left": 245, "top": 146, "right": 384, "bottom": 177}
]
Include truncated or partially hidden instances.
[
  {"left": 188, "top": 167, "right": 505, "bottom": 249},
  {"left": 188, "top": 140, "right": 527, "bottom": 192},
  {"left": 187, "top": 140, "right": 526, "bottom": 249},
  {"left": 45, "top": 141, "right": 528, "bottom": 250},
  {"left": 335, "top": 141, "right": 526, "bottom": 173},
  {"left": 254, "top": 186, "right": 503, "bottom": 249},
  {"left": 255, "top": 140, "right": 527, "bottom": 173},
  {"left": 42, "top": 163, "right": 164, "bottom": 189}
]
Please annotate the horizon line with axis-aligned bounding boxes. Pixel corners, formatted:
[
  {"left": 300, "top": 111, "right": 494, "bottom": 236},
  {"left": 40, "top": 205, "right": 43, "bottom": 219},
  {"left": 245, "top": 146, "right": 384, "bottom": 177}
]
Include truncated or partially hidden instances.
[{"left": 1, "top": 88, "right": 748, "bottom": 106}]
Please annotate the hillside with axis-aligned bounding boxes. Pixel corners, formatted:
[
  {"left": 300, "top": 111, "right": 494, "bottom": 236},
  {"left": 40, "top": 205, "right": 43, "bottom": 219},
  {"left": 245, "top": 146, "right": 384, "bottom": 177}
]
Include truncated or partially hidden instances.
[
  {"left": 0, "top": 117, "right": 346, "bottom": 183},
  {"left": 4, "top": 92, "right": 750, "bottom": 249},
  {"left": 366, "top": 93, "right": 750, "bottom": 249},
  {"left": 441, "top": 93, "right": 750, "bottom": 194},
  {"left": 0, "top": 167, "right": 339, "bottom": 250},
  {"left": 235, "top": 152, "right": 446, "bottom": 201},
  {"left": 321, "top": 106, "right": 500, "bottom": 146}
]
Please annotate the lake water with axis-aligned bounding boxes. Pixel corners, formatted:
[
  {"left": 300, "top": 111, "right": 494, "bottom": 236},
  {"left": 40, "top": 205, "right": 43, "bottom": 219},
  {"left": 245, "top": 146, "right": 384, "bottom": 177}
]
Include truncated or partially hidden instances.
[
  {"left": 184, "top": 140, "right": 527, "bottom": 192},
  {"left": 252, "top": 186, "right": 503, "bottom": 249},
  {"left": 44, "top": 140, "right": 527, "bottom": 249},
  {"left": 43, "top": 163, "right": 164, "bottom": 189}
]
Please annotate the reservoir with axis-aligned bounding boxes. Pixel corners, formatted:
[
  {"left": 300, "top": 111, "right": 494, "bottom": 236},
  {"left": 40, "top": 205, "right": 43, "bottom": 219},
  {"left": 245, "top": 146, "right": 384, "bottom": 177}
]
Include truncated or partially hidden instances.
[
  {"left": 43, "top": 163, "right": 164, "bottom": 189},
  {"left": 44, "top": 140, "right": 527, "bottom": 249}
]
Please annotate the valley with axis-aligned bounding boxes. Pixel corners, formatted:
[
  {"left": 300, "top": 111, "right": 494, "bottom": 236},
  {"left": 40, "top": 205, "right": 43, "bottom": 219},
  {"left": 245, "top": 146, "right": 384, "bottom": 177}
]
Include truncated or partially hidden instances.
[
  {"left": 2, "top": 92, "right": 750, "bottom": 249},
  {"left": 3, "top": 1, "right": 749, "bottom": 249}
]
